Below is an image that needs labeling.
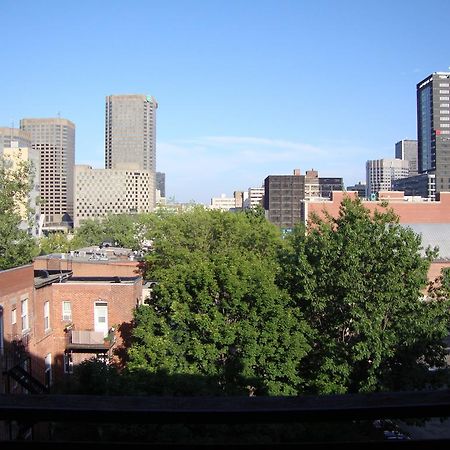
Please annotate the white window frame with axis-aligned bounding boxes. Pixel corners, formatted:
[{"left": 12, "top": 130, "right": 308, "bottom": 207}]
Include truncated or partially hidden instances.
[
  {"left": 62, "top": 301, "right": 72, "bottom": 321},
  {"left": 44, "top": 301, "right": 50, "bottom": 331},
  {"left": 11, "top": 308, "right": 16, "bottom": 325},
  {"left": 21, "top": 299, "right": 29, "bottom": 332}
]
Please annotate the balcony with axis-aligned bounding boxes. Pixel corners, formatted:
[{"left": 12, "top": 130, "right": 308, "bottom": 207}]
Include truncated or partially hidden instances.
[{"left": 65, "top": 330, "right": 115, "bottom": 352}]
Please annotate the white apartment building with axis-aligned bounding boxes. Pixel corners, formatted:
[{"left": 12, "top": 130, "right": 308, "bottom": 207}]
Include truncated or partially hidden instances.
[
  {"left": 74, "top": 165, "right": 155, "bottom": 227},
  {"left": 246, "top": 187, "right": 264, "bottom": 208},
  {"left": 366, "top": 158, "right": 410, "bottom": 199},
  {"left": 210, "top": 194, "right": 236, "bottom": 211}
]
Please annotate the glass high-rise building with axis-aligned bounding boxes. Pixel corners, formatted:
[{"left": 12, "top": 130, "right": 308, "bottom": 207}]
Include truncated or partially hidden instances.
[
  {"left": 417, "top": 72, "right": 450, "bottom": 193},
  {"left": 20, "top": 118, "right": 75, "bottom": 229},
  {"left": 105, "top": 94, "right": 158, "bottom": 172}
]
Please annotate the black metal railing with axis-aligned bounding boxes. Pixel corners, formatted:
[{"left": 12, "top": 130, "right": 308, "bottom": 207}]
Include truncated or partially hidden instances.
[{"left": 0, "top": 389, "right": 449, "bottom": 447}]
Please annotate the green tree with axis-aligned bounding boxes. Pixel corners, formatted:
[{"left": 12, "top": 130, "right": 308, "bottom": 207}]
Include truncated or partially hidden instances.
[
  {"left": 0, "top": 156, "right": 38, "bottom": 269},
  {"left": 39, "top": 232, "right": 72, "bottom": 255},
  {"left": 280, "top": 196, "right": 450, "bottom": 394},
  {"left": 72, "top": 218, "right": 105, "bottom": 247},
  {"left": 73, "top": 214, "right": 143, "bottom": 250},
  {"left": 127, "top": 208, "right": 310, "bottom": 395}
]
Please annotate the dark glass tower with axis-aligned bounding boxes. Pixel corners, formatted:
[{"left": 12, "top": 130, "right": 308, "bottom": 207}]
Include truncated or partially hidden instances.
[{"left": 417, "top": 72, "right": 450, "bottom": 193}]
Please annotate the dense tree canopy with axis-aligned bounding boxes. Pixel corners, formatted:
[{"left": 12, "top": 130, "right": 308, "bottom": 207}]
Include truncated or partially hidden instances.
[
  {"left": 0, "top": 156, "right": 38, "bottom": 269},
  {"left": 279, "top": 197, "right": 450, "bottom": 393},
  {"left": 125, "top": 199, "right": 450, "bottom": 396},
  {"left": 127, "top": 208, "right": 311, "bottom": 395}
]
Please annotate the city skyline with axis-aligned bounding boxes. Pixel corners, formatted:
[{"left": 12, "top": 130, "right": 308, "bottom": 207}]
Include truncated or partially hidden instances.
[{"left": 2, "top": 0, "right": 450, "bottom": 203}]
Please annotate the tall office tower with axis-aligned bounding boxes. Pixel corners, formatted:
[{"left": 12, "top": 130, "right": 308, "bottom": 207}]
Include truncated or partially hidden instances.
[
  {"left": 366, "top": 158, "right": 409, "bottom": 199},
  {"left": 156, "top": 171, "right": 166, "bottom": 197},
  {"left": 417, "top": 72, "right": 450, "bottom": 193},
  {"left": 20, "top": 118, "right": 75, "bottom": 229},
  {"left": 395, "top": 139, "right": 418, "bottom": 176},
  {"left": 105, "top": 94, "right": 158, "bottom": 172},
  {"left": 0, "top": 127, "right": 32, "bottom": 155},
  {"left": 264, "top": 169, "right": 306, "bottom": 229}
]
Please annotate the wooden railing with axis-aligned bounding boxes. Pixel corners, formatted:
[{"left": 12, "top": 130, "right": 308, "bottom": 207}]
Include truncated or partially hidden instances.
[{"left": 0, "top": 389, "right": 449, "bottom": 447}]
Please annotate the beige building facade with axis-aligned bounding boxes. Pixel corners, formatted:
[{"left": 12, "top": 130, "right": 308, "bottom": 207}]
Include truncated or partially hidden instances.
[
  {"left": 20, "top": 118, "right": 75, "bottom": 229},
  {"left": 74, "top": 165, "right": 155, "bottom": 227},
  {"left": 2, "top": 143, "right": 41, "bottom": 235}
]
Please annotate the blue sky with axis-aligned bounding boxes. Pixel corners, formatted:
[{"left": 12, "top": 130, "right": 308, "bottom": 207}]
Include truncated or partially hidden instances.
[{"left": 2, "top": 0, "right": 450, "bottom": 203}]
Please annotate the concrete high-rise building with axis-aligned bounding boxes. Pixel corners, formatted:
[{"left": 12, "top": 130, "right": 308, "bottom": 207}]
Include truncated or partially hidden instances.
[
  {"left": 156, "top": 171, "right": 165, "bottom": 198},
  {"left": 366, "top": 158, "right": 409, "bottom": 199},
  {"left": 392, "top": 173, "right": 436, "bottom": 201},
  {"left": 0, "top": 127, "right": 32, "bottom": 155},
  {"left": 105, "top": 94, "right": 158, "bottom": 172},
  {"left": 417, "top": 72, "right": 450, "bottom": 193},
  {"left": 20, "top": 118, "right": 75, "bottom": 229},
  {"left": 264, "top": 169, "right": 306, "bottom": 229},
  {"left": 395, "top": 139, "right": 418, "bottom": 176},
  {"left": 74, "top": 165, "right": 155, "bottom": 227},
  {"left": 346, "top": 181, "right": 367, "bottom": 199},
  {"left": 264, "top": 169, "right": 344, "bottom": 229},
  {"left": 246, "top": 187, "right": 264, "bottom": 209}
]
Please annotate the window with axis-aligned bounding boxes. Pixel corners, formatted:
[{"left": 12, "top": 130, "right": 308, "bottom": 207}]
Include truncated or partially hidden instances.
[
  {"left": 440, "top": 110, "right": 450, "bottom": 115},
  {"left": 44, "top": 301, "right": 50, "bottom": 331},
  {"left": 11, "top": 309, "right": 16, "bottom": 325},
  {"left": 21, "top": 299, "right": 29, "bottom": 332},
  {"left": 62, "top": 302, "right": 72, "bottom": 321},
  {"left": 45, "top": 353, "right": 52, "bottom": 387},
  {"left": 440, "top": 97, "right": 450, "bottom": 101},
  {"left": 63, "top": 353, "right": 73, "bottom": 374},
  {"left": 440, "top": 90, "right": 450, "bottom": 94}
]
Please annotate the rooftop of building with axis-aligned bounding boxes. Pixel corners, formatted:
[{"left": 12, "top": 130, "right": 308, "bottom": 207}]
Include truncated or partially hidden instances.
[
  {"left": 33, "top": 269, "right": 141, "bottom": 288},
  {"left": 35, "top": 245, "right": 143, "bottom": 264}
]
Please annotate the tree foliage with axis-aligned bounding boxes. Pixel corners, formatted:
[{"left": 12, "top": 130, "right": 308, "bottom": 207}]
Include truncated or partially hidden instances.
[
  {"left": 279, "top": 197, "right": 450, "bottom": 394},
  {"left": 75, "top": 199, "right": 449, "bottom": 397},
  {"left": 73, "top": 214, "right": 141, "bottom": 249},
  {"left": 127, "top": 208, "right": 311, "bottom": 395},
  {"left": 0, "top": 156, "right": 38, "bottom": 269}
]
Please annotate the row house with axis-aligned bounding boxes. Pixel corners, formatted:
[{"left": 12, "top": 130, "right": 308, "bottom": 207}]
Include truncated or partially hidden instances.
[{"left": 0, "top": 262, "right": 142, "bottom": 395}]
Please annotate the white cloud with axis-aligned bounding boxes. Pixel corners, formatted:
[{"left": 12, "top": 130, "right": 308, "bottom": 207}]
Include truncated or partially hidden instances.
[{"left": 157, "top": 135, "right": 368, "bottom": 203}]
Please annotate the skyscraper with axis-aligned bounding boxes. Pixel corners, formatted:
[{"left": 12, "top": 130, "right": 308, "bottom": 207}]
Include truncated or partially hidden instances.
[
  {"left": 395, "top": 139, "right": 418, "bottom": 176},
  {"left": 156, "top": 171, "right": 166, "bottom": 198},
  {"left": 417, "top": 72, "right": 450, "bottom": 193},
  {"left": 0, "top": 127, "right": 32, "bottom": 155},
  {"left": 366, "top": 158, "right": 409, "bottom": 199},
  {"left": 20, "top": 118, "right": 75, "bottom": 229},
  {"left": 105, "top": 94, "right": 158, "bottom": 172}
]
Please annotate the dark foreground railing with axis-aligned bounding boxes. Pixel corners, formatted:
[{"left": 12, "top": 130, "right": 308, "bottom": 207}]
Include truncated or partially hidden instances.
[{"left": 0, "top": 389, "right": 450, "bottom": 448}]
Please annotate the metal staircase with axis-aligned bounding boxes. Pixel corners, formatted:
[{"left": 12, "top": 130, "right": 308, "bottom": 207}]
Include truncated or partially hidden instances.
[{"left": 6, "top": 364, "right": 48, "bottom": 394}]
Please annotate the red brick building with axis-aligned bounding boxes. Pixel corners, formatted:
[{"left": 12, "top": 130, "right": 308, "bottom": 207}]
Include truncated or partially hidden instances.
[
  {"left": 301, "top": 191, "right": 450, "bottom": 281},
  {"left": 0, "top": 262, "right": 142, "bottom": 394}
]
